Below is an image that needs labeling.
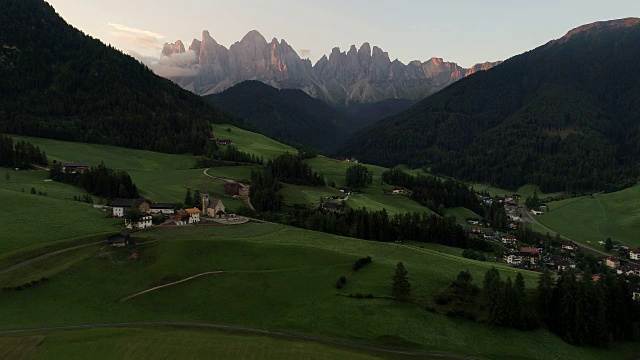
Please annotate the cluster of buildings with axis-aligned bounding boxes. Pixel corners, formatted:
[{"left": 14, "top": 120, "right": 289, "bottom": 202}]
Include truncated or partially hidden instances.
[{"left": 109, "top": 194, "right": 230, "bottom": 230}]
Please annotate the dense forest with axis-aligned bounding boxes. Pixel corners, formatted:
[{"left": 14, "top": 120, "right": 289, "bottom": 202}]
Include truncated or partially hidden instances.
[
  {"left": 0, "top": 0, "right": 240, "bottom": 154},
  {"left": 264, "top": 153, "right": 325, "bottom": 186},
  {"left": 49, "top": 161, "right": 138, "bottom": 199},
  {"left": 0, "top": 134, "right": 48, "bottom": 169},
  {"left": 382, "top": 169, "right": 483, "bottom": 214},
  {"left": 194, "top": 143, "right": 264, "bottom": 167},
  {"left": 339, "top": 19, "right": 640, "bottom": 193},
  {"left": 438, "top": 268, "right": 640, "bottom": 347}
]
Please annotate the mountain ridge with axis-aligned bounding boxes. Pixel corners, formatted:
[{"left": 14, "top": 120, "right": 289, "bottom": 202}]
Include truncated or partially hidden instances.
[{"left": 156, "top": 30, "right": 500, "bottom": 106}]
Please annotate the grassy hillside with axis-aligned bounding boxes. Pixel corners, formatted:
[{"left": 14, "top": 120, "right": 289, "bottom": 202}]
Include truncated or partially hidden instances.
[
  {"left": 0, "top": 223, "right": 634, "bottom": 359},
  {"left": 211, "top": 124, "right": 296, "bottom": 160},
  {"left": 537, "top": 184, "right": 640, "bottom": 248}
]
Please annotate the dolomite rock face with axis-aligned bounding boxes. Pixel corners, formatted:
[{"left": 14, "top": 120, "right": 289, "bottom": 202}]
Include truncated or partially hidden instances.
[{"left": 159, "top": 30, "right": 501, "bottom": 106}]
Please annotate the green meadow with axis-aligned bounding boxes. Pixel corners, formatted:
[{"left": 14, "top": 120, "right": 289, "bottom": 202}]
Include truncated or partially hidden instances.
[
  {"left": 537, "top": 184, "right": 640, "bottom": 248},
  {"left": 0, "top": 223, "right": 633, "bottom": 359},
  {"left": 211, "top": 124, "right": 296, "bottom": 160}
]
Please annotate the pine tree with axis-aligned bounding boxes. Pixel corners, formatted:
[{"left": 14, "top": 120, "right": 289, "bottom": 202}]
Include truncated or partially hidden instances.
[
  {"left": 184, "top": 189, "right": 193, "bottom": 208},
  {"left": 193, "top": 190, "right": 201, "bottom": 208},
  {"left": 391, "top": 262, "right": 411, "bottom": 300},
  {"left": 535, "top": 270, "right": 555, "bottom": 324},
  {"left": 605, "top": 238, "right": 613, "bottom": 252},
  {"left": 514, "top": 272, "right": 526, "bottom": 298}
]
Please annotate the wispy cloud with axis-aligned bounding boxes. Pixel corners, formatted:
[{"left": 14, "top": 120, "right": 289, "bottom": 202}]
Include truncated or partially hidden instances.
[
  {"left": 108, "top": 22, "right": 164, "bottom": 51},
  {"left": 108, "top": 23, "right": 164, "bottom": 39},
  {"left": 130, "top": 50, "right": 200, "bottom": 78},
  {"left": 299, "top": 49, "right": 312, "bottom": 57}
]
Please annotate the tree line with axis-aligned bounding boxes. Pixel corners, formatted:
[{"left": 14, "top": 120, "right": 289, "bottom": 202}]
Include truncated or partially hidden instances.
[
  {"left": 49, "top": 161, "right": 138, "bottom": 199},
  {"left": 264, "top": 153, "right": 325, "bottom": 186},
  {"left": 194, "top": 144, "right": 264, "bottom": 167},
  {"left": 382, "top": 168, "right": 483, "bottom": 214},
  {"left": 0, "top": 134, "right": 48, "bottom": 170}
]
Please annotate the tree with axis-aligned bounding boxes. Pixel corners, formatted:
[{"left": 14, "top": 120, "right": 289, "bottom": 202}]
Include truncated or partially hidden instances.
[
  {"left": 605, "top": 237, "right": 613, "bottom": 252},
  {"left": 123, "top": 208, "right": 142, "bottom": 226},
  {"left": 391, "top": 262, "right": 411, "bottom": 300},
  {"left": 514, "top": 272, "right": 526, "bottom": 298},
  {"left": 30, "top": 187, "right": 36, "bottom": 194},
  {"left": 193, "top": 190, "right": 201, "bottom": 209},
  {"left": 345, "top": 164, "right": 372, "bottom": 189},
  {"left": 184, "top": 189, "right": 193, "bottom": 208}
]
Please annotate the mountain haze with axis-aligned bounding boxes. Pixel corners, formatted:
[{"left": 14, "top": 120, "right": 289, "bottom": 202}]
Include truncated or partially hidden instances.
[
  {"left": 157, "top": 30, "right": 501, "bottom": 106},
  {"left": 0, "top": 0, "right": 239, "bottom": 154},
  {"left": 338, "top": 18, "right": 640, "bottom": 193}
]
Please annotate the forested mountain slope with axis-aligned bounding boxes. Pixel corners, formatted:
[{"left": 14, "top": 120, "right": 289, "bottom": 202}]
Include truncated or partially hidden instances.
[
  {"left": 0, "top": 0, "right": 239, "bottom": 154},
  {"left": 338, "top": 18, "right": 640, "bottom": 193},
  {"left": 205, "top": 81, "right": 347, "bottom": 151}
]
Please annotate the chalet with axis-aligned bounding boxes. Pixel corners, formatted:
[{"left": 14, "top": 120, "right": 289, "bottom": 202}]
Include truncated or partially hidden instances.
[
  {"left": 107, "top": 231, "right": 131, "bottom": 247},
  {"left": 174, "top": 210, "right": 189, "bottom": 225},
  {"left": 110, "top": 199, "right": 151, "bottom": 218},
  {"left": 629, "top": 249, "right": 640, "bottom": 261},
  {"left": 605, "top": 257, "right": 621, "bottom": 269},
  {"left": 561, "top": 242, "right": 577, "bottom": 251},
  {"left": 484, "top": 232, "right": 497, "bottom": 241},
  {"left": 504, "top": 253, "right": 523, "bottom": 265},
  {"left": 126, "top": 214, "right": 153, "bottom": 230},
  {"left": 471, "top": 227, "right": 483, "bottom": 234},
  {"left": 210, "top": 137, "right": 232, "bottom": 146},
  {"left": 391, "top": 187, "right": 405, "bottom": 195},
  {"left": 62, "top": 162, "right": 90, "bottom": 174},
  {"left": 531, "top": 208, "right": 543, "bottom": 215},
  {"left": 321, "top": 202, "right": 341, "bottom": 212},
  {"left": 202, "top": 193, "right": 226, "bottom": 218},
  {"left": 466, "top": 218, "right": 480, "bottom": 225},
  {"left": 149, "top": 203, "right": 175, "bottom": 215},
  {"left": 482, "top": 196, "right": 493, "bottom": 205},
  {"left": 520, "top": 247, "right": 542, "bottom": 261},
  {"left": 502, "top": 235, "right": 517, "bottom": 246}
]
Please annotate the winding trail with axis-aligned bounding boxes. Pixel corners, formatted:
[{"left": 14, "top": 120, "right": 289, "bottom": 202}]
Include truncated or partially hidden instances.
[
  {"left": 203, "top": 168, "right": 255, "bottom": 211},
  {"left": 0, "top": 322, "right": 478, "bottom": 359},
  {"left": 120, "top": 271, "right": 223, "bottom": 302},
  {"left": 0, "top": 241, "right": 102, "bottom": 275}
]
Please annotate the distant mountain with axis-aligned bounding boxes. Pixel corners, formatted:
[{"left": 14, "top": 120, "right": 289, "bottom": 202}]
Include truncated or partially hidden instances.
[
  {"left": 205, "top": 81, "right": 347, "bottom": 151},
  {"left": 0, "top": 0, "right": 239, "bottom": 154},
  {"left": 155, "top": 30, "right": 500, "bottom": 106},
  {"left": 338, "top": 18, "right": 640, "bottom": 193}
]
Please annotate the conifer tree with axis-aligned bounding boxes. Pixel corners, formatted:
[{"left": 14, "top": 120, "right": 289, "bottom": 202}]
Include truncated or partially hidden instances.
[
  {"left": 184, "top": 189, "right": 193, "bottom": 208},
  {"left": 391, "top": 262, "right": 411, "bottom": 300}
]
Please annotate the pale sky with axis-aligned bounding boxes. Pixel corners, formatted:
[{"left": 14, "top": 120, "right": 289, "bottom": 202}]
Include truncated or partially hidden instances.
[{"left": 47, "top": 0, "right": 639, "bottom": 67}]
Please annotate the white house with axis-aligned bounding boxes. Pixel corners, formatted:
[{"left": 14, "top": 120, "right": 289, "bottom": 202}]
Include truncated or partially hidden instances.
[
  {"left": 531, "top": 209, "right": 543, "bottom": 216},
  {"left": 126, "top": 214, "right": 153, "bottom": 230},
  {"left": 630, "top": 249, "right": 640, "bottom": 261},
  {"left": 391, "top": 187, "right": 405, "bottom": 195},
  {"left": 110, "top": 199, "right": 150, "bottom": 218},
  {"left": 504, "top": 253, "right": 523, "bottom": 265},
  {"left": 185, "top": 208, "right": 201, "bottom": 224}
]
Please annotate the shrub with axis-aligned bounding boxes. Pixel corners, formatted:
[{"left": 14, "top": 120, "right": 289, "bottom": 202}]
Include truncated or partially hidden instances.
[{"left": 352, "top": 256, "right": 372, "bottom": 271}]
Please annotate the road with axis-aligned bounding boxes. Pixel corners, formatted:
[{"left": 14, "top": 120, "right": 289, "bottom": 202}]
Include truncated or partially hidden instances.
[
  {"left": 0, "top": 241, "right": 103, "bottom": 275},
  {"left": 203, "top": 168, "right": 255, "bottom": 211},
  {"left": 0, "top": 322, "right": 477, "bottom": 359}
]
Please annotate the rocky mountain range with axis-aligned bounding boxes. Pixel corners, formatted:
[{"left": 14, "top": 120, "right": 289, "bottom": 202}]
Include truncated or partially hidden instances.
[{"left": 158, "top": 30, "right": 501, "bottom": 106}]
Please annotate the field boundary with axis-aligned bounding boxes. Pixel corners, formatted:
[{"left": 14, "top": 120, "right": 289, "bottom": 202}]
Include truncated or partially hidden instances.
[{"left": 0, "top": 322, "right": 478, "bottom": 359}]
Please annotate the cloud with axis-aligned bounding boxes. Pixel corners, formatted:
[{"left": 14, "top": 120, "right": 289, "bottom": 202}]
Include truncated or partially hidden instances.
[
  {"left": 299, "top": 49, "right": 312, "bottom": 57},
  {"left": 108, "top": 23, "right": 164, "bottom": 50},
  {"left": 130, "top": 50, "right": 200, "bottom": 78}
]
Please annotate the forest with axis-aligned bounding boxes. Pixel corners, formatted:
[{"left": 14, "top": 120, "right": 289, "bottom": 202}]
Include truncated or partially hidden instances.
[
  {"left": 194, "top": 143, "right": 264, "bottom": 167},
  {"left": 339, "top": 22, "right": 640, "bottom": 193},
  {"left": 0, "top": 134, "right": 48, "bottom": 170},
  {"left": 264, "top": 153, "right": 325, "bottom": 186},
  {"left": 0, "top": 0, "right": 241, "bottom": 155},
  {"left": 49, "top": 161, "right": 139, "bottom": 199}
]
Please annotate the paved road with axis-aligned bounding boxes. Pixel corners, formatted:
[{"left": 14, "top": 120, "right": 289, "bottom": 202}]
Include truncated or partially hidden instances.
[
  {"left": 203, "top": 168, "right": 255, "bottom": 211},
  {"left": 0, "top": 322, "right": 477, "bottom": 359}
]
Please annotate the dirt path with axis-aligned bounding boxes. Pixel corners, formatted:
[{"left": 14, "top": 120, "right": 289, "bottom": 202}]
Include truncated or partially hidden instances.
[
  {"left": 203, "top": 168, "right": 255, "bottom": 211},
  {"left": 0, "top": 242, "right": 102, "bottom": 275},
  {"left": 0, "top": 322, "right": 478, "bottom": 359},
  {"left": 120, "top": 271, "right": 223, "bottom": 302}
]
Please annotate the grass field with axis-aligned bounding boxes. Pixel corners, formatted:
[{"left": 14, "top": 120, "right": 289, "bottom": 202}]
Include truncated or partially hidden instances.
[
  {"left": 471, "top": 183, "right": 565, "bottom": 202},
  {"left": 536, "top": 184, "right": 640, "bottom": 248},
  {"left": 345, "top": 194, "right": 432, "bottom": 216},
  {"left": 0, "top": 223, "right": 634, "bottom": 359},
  {"left": 444, "top": 207, "right": 483, "bottom": 227},
  {"left": 304, "top": 157, "right": 389, "bottom": 188},
  {"left": 211, "top": 124, "right": 296, "bottom": 160},
  {"left": 280, "top": 185, "right": 345, "bottom": 207}
]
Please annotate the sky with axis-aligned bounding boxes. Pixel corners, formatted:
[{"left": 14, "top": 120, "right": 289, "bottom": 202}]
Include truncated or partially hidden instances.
[{"left": 46, "top": 0, "right": 639, "bottom": 68}]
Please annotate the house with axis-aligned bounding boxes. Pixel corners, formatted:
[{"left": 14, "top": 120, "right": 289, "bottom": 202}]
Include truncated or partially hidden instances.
[
  {"left": 531, "top": 208, "right": 543, "bottom": 215},
  {"left": 629, "top": 249, "right": 640, "bottom": 261},
  {"left": 126, "top": 214, "right": 153, "bottom": 230},
  {"left": 173, "top": 210, "right": 189, "bottom": 225},
  {"left": 629, "top": 284, "right": 640, "bottom": 301},
  {"left": 466, "top": 218, "right": 480, "bottom": 225},
  {"left": 561, "top": 242, "right": 577, "bottom": 251},
  {"left": 605, "top": 257, "right": 621, "bottom": 269},
  {"left": 504, "top": 253, "right": 523, "bottom": 265},
  {"left": 338, "top": 188, "right": 353, "bottom": 195},
  {"left": 471, "top": 227, "right": 483, "bottom": 234},
  {"left": 345, "top": 157, "right": 358, "bottom": 163},
  {"left": 391, "top": 187, "right": 405, "bottom": 195},
  {"left": 223, "top": 182, "right": 249, "bottom": 197},
  {"left": 321, "top": 202, "right": 342, "bottom": 212},
  {"left": 202, "top": 193, "right": 226, "bottom": 218},
  {"left": 185, "top": 208, "right": 201, "bottom": 223},
  {"left": 520, "top": 247, "right": 542, "bottom": 261},
  {"left": 149, "top": 203, "right": 175, "bottom": 215},
  {"left": 62, "top": 162, "right": 90, "bottom": 174},
  {"left": 107, "top": 231, "right": 131, "bottom": 247},
  {"left": 502, "top": 235, "right": 517, "bottom": 246},
  {"left": 110, "top": 199, "right": 151, "bottom": 218},
  {"left": 555, "top": 259, "right": 576, "bottom": 272},
  {"left": 210, "top": 137, "right": 232, "bottom": 146}
]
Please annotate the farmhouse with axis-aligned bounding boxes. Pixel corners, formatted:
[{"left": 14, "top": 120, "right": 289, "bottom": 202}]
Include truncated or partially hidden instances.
[
  {"left": 202, "top": 193, "right": 226, "bottom": 218},
  {"left": 110, "top": 199, "right": 151, "bottom": 218},
  {"left": 223, "top": 181, "right": 249, "bottom": 197},
  {"left": 531, "top": 208, "right": 543, "bottom": 215},
  {"left": 185, "top": 208, "right": 201, "bottom": 223},
  {"left": 61, "top": 162, "right": 90, "bottom": 174},
  {"left": 149, "top": 203, "right": 175, "bottom": 215},
  {"left": 504, "top": 253, "right": 523, "bottom": 265},
  {"left": 126, "top": 214, "right": 153, "bottom": 230},
  {"left": 605, "top": 257, "right": 621, "bottom": 269},
  {"left": 210, "top": 137, "right": 232, "bottom": 146},
  {"left": 107, "top": 231, "right": 130, "bottom": 247},
  {"left": 391, "top": 187, "right": 405, "bottom": 195},
  {"left": 502, "top": 235, "right": 517, "bottom": 245},
  {"left": 466, "top": 218, "right": 480, "bottom": 225},
  {"left": 561, "top": 242, "right": 577, "bottom": 251},
  {"left": 629, "top": 249, "right": 640, "bottom": 260}
]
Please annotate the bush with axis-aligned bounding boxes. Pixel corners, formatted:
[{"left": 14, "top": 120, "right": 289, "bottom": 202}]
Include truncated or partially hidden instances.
[
  {"left": 352, "top": 256, "right": 372, "bottom": 271},
  {"left": 339, "top": 276, "right": 346, "bottom": 284}
]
